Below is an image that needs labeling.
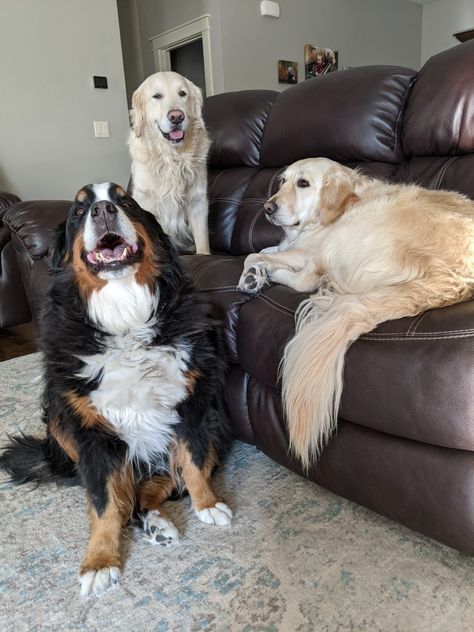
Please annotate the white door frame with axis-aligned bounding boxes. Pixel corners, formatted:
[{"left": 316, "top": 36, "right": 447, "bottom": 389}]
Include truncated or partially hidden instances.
[{"left": 150, "top": 15, "right": 214, "bottom": 96}]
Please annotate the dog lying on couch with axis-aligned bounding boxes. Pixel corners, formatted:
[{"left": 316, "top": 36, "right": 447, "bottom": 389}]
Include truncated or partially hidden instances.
[{"left": 239, "top": 158, "right": 474, "bottom": 468}]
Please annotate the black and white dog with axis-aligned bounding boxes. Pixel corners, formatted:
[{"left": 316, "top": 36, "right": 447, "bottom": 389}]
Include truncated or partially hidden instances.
[{"left": 0, "top": 183, "right": 231, "bottom": 596}]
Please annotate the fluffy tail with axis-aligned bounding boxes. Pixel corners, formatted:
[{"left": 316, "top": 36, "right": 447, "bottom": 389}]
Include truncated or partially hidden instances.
[
  {"left": 0, "top": 433, "right": 79, "bottom": 486},
  {"left": 281, "top": 284, "right": 429, "bottom": 469}
]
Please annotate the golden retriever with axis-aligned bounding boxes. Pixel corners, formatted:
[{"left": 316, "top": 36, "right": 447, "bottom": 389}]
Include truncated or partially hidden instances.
[
  {"left": 238, "top": 158, "right": 474, "bottom": 468},
  {"left": 129, "top": 71, "right": 210, "bottom": 254}
]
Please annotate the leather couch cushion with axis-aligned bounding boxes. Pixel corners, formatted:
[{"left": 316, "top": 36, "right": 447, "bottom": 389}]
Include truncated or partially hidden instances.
[
  {"left": 395, "top": 154, "right": 474, "bottom": 201},
  {"left": 260, "top": 66, "right": 416, "bottom": 167},
  {"left": 182, "top": 254, "right": 250, "bottom": 362},
  {"left": 235, "top": 282, "right": 474, "bottom": 453},
  {"left": 402, "top": 40, "right": 474, "bottom": 157},
  {"left": 3, "top": 200, "right": 70, "bottom": 258},
  {"left": 204, "top": 90, "right": 277, "bottom": 169}
]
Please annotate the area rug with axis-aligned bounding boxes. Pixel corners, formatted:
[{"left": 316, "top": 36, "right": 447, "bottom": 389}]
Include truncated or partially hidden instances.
[{"left": 0, "top": 353, "right": 473, "bottom": 632}]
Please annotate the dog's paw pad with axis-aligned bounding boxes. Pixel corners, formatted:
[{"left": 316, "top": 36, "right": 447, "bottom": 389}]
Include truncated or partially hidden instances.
[
  {"left": 79, "top": 566, "right": 120, "bottom": 597},
  {"left": 143, "top": 510, "right": 179, "bottom": 546},
  {"left": 196, "top": 502, "right": 233, "bottom": 526},
  {"left": 238, "top": 265, "right": 269, "bottom": 293}
]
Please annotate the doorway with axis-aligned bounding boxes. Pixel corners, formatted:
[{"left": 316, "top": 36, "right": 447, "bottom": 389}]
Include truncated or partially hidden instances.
[
  {"left": 170, "top": 38, "right": 206, "bottom": 97},
  {"left": 150, "top": 15, "right": 214, "bottom": 96}
]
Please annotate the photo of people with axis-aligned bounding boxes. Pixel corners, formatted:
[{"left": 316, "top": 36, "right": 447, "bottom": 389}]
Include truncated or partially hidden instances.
[
  {"left": 278, "top": 60, "right": 298, "bottom": 84},
  {"left": 304, "top": 45, "right": 338, "bottom": 79}
]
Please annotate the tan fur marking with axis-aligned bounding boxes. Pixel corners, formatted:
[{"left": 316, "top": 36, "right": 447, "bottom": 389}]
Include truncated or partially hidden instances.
[
  {"left": 132, "top": 221, "right": 161, "bottom": 289},
  {"left": 137, "top": 475, "right": 177, "bottom": 512},
  {"left": 80, "top": 465, "right": 134, "bottom": 574},
  {"left": 49, "top": 416, "right": 79, "bottom": 463},
  {"left": 184, "top": 369, "right": 201, "bottom": 395},
  {"left": 114, "top": 185, "right": 127, "bottom": 198},
  {"left": 319, "top": 174, "right": 359, "bottom": 225},
  {"left": 72, "top": 233, "right": 106, "bottom": 300},
  {"left": 76, "top": 189, "right": 87, "bottom": 203},
  {"left": 175, "top": 442, "right": 220, "bottom": 512},
  {"left": 66, "top": 391, "right": 112, "bottom": 432}
]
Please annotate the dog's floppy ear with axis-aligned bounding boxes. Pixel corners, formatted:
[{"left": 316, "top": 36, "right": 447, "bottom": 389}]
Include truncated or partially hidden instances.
[
  {"left": 131, "top": 85, "right": 146, "bottom": 138},
  {"left": 319, "top": 170, "right": 359, "bottom": 226}
]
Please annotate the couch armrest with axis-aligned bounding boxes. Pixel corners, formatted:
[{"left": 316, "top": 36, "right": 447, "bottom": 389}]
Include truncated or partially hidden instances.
[
  {"left": 2, "top": 200, "right": 70, "bottom": 260},
  {"left": 2, "top": 200, "right": 70, "bottom": 323},
  {"left": 0, "top": 191, "right": 21, "bottom": 217}
]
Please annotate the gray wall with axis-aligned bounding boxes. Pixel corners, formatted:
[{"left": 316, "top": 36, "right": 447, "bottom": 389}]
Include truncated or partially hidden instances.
[
  {"left": 218, "top": 0, "right": 422, "bottom": 92},
  {"left": 421, "top": 0, "right": 474, "bottom": 64},
  {"left": 0, "top": 0, "right": 131, "bottom": 200},
  {"left": 125, "top": 0, "right": 422, "bottom": 96}
]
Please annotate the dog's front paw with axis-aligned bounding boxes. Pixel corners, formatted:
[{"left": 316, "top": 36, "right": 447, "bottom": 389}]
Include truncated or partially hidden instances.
[
  {"left": 142, "top": 509, "right": 180, "bottom": 547},
  {"left": 196, "top": 502, "right": 233, "bottom": 526},
  {"left": 238, "top": 265, "right": 270, "bottom": 293},
  {"left": 79, "top": 566, "right": 120, "bottom": 597}
]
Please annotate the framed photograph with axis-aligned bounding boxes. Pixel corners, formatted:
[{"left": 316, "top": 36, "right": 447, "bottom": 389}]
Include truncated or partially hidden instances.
[
  {"left": 304, "top": 45, "right": 338, "bottom": 79},
  {"left": 278, "top": 60, "right": 298, "bottom": 84}
]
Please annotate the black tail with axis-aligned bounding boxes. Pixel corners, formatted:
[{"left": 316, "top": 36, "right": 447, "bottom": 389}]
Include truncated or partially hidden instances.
[{"left": 0, "top": 433, "right": 79, "bottom": 486}]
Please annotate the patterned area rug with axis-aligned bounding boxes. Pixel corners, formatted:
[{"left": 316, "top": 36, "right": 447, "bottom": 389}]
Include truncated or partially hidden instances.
[{"left": 1, "top": 353, "right": 473, "bottom": 632}]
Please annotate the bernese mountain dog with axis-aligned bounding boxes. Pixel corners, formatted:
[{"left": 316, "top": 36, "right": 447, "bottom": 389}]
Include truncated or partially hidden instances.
[{"left": 0, "top": 183, "right": 232, "bottom": 597}]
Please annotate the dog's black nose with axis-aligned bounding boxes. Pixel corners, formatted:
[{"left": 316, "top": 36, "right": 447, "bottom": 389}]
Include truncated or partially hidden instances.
[
  {"left": 167, "top": 109, "right": 185, "bottom": 125},
  {"left": 264, "top": 201, "right": 278, "bottom": 216},
  {"left": 91, "top": 201, "right": 117, "bottom": 218}
]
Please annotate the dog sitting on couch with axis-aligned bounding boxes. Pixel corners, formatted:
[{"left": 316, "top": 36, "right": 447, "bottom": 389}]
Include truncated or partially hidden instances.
[
  {"left": 238, "top": 158, "right": 474, "bottom": 469},
  {"left": 128, "top": 71, "right": 211, "bottom": 255}
]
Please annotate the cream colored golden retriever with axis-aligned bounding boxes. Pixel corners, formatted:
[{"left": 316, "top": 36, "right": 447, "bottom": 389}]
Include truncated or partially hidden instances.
[
  {"left": 238, "top": 158, "right": 474, "bottom": 468},
  {"left": 129, "top": 71, "right": 210, "bottom": 254}
]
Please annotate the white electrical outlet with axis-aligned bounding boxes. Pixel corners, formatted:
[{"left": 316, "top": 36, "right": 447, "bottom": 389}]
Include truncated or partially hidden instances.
[{"left": 93, "top": 121, "right": 109, "bottom": 138}]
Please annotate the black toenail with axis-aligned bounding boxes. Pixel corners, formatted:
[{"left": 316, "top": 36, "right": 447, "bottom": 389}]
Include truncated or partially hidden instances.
[{"left": 248, "top": 267, "right": 256, "bottom": 274}]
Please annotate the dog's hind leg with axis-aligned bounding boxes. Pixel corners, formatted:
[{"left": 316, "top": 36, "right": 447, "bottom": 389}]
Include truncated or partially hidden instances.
[
  {"left": 137, "top": 476, "right": 180, "bottom": 546},
  {"left": 176, "top": 442, "right": 232, "bottom": 526}
]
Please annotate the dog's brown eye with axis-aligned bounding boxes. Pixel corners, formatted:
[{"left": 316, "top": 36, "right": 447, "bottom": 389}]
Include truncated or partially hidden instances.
[
  {"left": 297, "top": 179, "right": 310, "bottom": 188},
  {"left": 75, "top": 207, "right": 85, "bottom": 217},
  {"left": 178, "top": 90, "right": 187, "bottom": 97},
  {"left": 152, "top": 93, "right": 163, "bottom": 100}
]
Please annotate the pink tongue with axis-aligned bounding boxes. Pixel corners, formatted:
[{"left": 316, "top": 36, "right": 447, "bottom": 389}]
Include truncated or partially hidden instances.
[
  {"left": 102, "top": 248, "right": 114, "bottom": 258},
  {"left": 169, "top": 129, "right": 184, "bottom": 140},
  {"left": 113, "top": 244, "right": 126, "bottom": 258}
]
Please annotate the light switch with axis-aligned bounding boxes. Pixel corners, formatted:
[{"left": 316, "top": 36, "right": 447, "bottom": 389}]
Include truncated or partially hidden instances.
[{"left": 93, "top": 121, "right": 109, "bottom": 138}]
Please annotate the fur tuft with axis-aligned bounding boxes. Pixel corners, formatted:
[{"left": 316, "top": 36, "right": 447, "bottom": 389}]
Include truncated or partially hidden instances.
[
  {"left": 0, "top": 433, "right": 79, "bottom": 486},
  {"left": 281, "top": 280, "right": 465, "bottom": 470}
]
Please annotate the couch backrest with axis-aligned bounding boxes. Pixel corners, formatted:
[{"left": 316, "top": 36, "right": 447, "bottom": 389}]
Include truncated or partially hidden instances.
[{"left": 203, "top": 40, "right": 474, "bottom": 255}]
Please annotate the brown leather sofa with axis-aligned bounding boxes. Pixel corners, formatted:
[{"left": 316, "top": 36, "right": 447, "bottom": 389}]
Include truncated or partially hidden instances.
[
  {"left": 3, "top": 41, "right": 474, "bottom": 552},
  {"left": 0, "top": 191, "right": 31, "bottom": 328}
]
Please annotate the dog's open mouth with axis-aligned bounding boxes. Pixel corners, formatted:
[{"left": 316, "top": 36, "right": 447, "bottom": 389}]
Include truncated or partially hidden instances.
[
  {"left": 161, "top": 128, "right": 185, "bottom": 143},
  {"left": 85, "top": 233, "right": 140, "bottom": 269}
]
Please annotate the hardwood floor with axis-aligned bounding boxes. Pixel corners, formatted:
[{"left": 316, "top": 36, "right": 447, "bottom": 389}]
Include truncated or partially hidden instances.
[{"left": 0, "top": 321, "right": 38, "bottom": 362}]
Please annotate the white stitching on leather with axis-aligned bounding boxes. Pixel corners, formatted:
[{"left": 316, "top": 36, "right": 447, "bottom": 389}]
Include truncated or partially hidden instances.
[
  {"left": 407, "top": 312, "right": 428, "bottom": 335},
  {"left": 192, "top": 258, "right": 237, "bottom": 283},
  {"left": 361, "top": 333, "right": 474, "bottom": 341},
  {"left": 248, "top": 207, "right": 265, "bottom": 252},
  {"left": 433, "top": 156, "right": 457, "bottom": 190},
  {"left": 256, "top": 294, "right": 295, "bottom": 317}
]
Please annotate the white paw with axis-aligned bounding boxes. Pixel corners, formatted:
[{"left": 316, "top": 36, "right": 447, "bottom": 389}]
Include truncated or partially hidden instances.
[
  {"left": 79, "top": 566, "right": 120, "bottom": 597},
  {"left": 142, "top": 510, "right": 180, "bottom": 546},
  {"left": 238, "top": 264, "right": 269, "bottom": 293},
  {"left": 196, "top": 502, "right": 233, "bottom": 526}
]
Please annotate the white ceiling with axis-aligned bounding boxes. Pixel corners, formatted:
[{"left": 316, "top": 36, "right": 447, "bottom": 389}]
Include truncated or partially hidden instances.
[{"left": 407, "top": 0, "right": 439, "bottom": 4}]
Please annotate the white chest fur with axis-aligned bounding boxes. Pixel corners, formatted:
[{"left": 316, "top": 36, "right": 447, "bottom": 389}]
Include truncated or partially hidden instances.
[{"left": 77, "top": 331, "right": 190, "bottom": 467}]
